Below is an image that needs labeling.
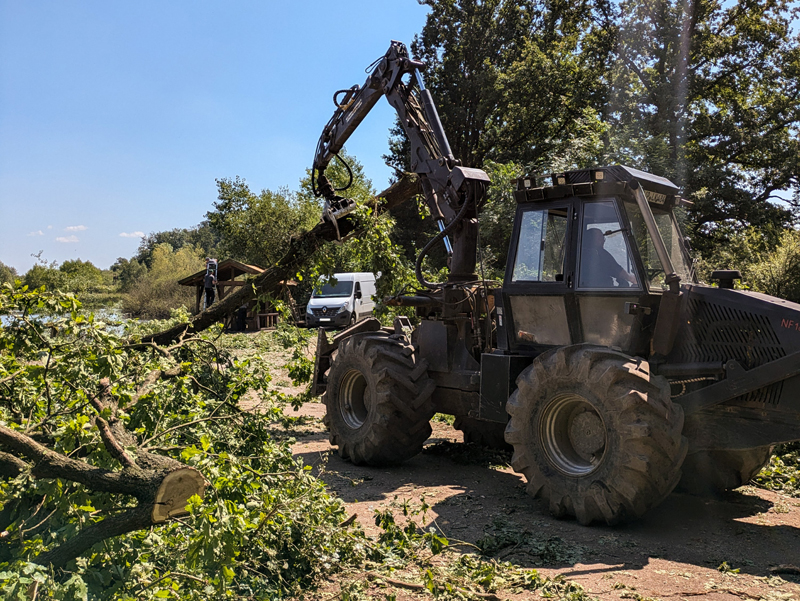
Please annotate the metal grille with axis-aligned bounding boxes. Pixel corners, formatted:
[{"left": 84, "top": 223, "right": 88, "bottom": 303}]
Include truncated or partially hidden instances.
[
  {"left": 312, "top": 308, "right": 338, "bottom": 316},
  {"left": 672, "top": 295, "right": 785, "bottom": 405}
]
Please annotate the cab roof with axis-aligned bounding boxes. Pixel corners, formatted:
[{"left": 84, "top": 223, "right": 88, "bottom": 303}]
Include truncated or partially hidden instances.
[{"left": 514, "top": 165, "right": 682, "bottom": 208}]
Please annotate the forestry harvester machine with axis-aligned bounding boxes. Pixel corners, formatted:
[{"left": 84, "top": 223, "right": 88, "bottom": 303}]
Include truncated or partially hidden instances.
[{"left": 309, "top": 41, "right": 800, "bottom": 524}]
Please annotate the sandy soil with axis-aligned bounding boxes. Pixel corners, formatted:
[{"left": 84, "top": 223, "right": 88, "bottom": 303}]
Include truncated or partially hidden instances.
[{"left": 289, "top": 401, "right": 800, "bottom": 601}]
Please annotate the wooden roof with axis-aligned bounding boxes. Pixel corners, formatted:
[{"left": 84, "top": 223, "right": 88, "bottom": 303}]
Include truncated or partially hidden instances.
[{"left": 178, "top": 259, "right": 264, "bottom": 286}]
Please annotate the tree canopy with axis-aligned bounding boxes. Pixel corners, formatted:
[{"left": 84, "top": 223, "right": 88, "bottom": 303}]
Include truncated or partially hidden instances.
[
  {"left": 605, "top": 0, "right": 800, "bottom": 252},
  {"left": 395, "top": 0, "right": 799, "bottom": 254},
  {"left": 205, "top": 177, "right": 320, "bottom": 270}
]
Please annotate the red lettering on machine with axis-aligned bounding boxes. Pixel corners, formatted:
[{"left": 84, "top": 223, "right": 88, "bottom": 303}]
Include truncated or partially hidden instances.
[{"left": 781, "top": 318, "right": 800, "bottom": 332}]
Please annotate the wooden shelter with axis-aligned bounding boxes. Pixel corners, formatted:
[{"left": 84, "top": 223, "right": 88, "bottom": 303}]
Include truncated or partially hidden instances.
[{"left": 178, "top": 260, "right": 300, "bottom": 331}]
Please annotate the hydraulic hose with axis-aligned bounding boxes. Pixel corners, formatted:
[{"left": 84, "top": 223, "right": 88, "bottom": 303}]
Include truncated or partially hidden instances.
[{"left": 415, "top": 192, "right": 473, "bottom": 289}]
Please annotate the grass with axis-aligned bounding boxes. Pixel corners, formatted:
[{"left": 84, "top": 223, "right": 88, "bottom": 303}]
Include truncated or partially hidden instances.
[{"left": 754, "top": 443, "right": 800, "bottom": 497}]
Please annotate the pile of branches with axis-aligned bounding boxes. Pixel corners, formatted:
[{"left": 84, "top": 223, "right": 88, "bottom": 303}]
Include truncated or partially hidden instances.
[{"left": 0, "top": 285, "right": 360, "bottom": 599}]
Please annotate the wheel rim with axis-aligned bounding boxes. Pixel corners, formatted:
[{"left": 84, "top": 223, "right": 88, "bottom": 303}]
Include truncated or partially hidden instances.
[
  {"left": 539, "top": 393, "right": 606, "bottom": 476},
  {"left": 339, "top": 369, "right": 369, "bottom": 429}
]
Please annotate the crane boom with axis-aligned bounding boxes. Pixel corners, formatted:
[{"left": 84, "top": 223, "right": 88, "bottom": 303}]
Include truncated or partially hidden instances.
[{"left": 312, "top": 41, "right": 490, "bottom": 285}]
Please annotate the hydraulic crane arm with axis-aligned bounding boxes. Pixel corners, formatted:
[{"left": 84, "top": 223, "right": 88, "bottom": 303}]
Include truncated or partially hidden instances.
[{"left": 312, "top": 41, "right": 490, "bottom": 285}]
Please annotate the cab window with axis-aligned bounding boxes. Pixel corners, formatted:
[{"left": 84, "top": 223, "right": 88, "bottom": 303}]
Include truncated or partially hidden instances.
[
  {"left": 624, "top": 200, "right": 693, "bottom": 291},
  {"left": 511, "top": 208, "right": 568, "bottom": 282},
  {"left": 578, "top": 202, "right": 639, "bottom": 290}
]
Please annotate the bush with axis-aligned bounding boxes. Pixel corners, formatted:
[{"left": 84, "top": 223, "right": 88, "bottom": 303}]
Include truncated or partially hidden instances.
[
  {"left": 697, "top": 227, "right": 800, "bottom": 303},
  {"left": 0, "top": 261, "right": 18, "bottom": 285},
  {"left": 122, "top": 244, "right": 204, "bottom": 318},
  {"left": 748, "top": 230, "right": 800, "bottom": 303}
]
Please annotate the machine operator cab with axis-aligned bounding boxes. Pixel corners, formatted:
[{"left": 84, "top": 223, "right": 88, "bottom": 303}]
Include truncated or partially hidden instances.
[{"left": 501, "top": 165, "right": 694, "bottom": 357}]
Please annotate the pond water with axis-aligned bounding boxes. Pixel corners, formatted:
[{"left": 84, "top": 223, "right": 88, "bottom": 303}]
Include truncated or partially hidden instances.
[{"left": 1, "top": 308, "right": 137, "bottom": 336}]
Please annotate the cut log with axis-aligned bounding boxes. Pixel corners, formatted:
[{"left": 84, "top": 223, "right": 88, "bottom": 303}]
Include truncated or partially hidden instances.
[
  {"left": 0, "top": 377, "right": 208, "bottom": 569},
  {"left": 142, "top": 174, "right": 422, "bottom": 346},
  {"left": 152, "top": 467, "right": 207, "bottom": 522}
]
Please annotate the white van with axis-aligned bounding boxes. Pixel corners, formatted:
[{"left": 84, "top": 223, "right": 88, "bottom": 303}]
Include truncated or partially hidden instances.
[{"left": 305, "top": 272, "right": 377, "bottom": 328}]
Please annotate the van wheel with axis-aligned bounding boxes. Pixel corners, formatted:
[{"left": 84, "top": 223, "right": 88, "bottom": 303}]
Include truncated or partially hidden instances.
[
  {"left": 505, "top": 344, "right": 687, "bottom": 525},
  {"left": 677, "top": 446, "right": 774, "bottom": 495},
  {"left": 323, "top": 332, "right": 436, "bottom": 465},
  {"left": 349, "top": 312, "right": 357, "bottom": 326}
]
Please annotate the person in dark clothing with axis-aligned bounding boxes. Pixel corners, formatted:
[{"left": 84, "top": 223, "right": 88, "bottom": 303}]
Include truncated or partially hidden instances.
[
  {"left": 204, "top": 272, "right": 217, "bottom": 307},
  {"left": 580, "top": 227, "right": 637, "bottom": 288}
]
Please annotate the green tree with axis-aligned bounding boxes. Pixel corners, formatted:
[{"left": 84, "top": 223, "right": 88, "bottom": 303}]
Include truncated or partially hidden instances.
[
  {"left": 122, "top": 244, "right": 204, "bottom": 318},
  {"left": 23, "top": 257, "right": 65, "bottom": 291},
  {"left": 136, "top": 221, "right": 220, "bottom": 268},
  {"left": 605, "top": 0, "right": 800, "bottom": 253},
  {"left": 699, "top": 226, "right": 800, "bottom": 303},
  {"left": 395, "top": 0, "right": 613, "bottom": 171},
  {"left": 207, "top": 176, "right": 320, "bottom": 269},
  {"left": 110, "top": 257, "right": 148, "bottom": 292},
  {"left": 59, "top": 258, "right": 105, "bottom": 293},
  {"left": 0, "top": 261, "right": 18, "bottom": 285}
]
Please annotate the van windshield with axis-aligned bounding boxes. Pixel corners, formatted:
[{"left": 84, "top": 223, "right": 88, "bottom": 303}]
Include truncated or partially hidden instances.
[{"left": 314, "top": 280, "right": 353, "bottom": 298}]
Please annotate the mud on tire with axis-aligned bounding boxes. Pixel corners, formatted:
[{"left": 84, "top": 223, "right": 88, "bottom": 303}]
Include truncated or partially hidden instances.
[
  {"left": 323, "top": 332, "right": 436, "bottom": 465},
  {"left": 505, "top": 344, "right": 688, "bottom": 525},
  {"left": 678, "top": 446, "right": 774, "bottom": 496}
]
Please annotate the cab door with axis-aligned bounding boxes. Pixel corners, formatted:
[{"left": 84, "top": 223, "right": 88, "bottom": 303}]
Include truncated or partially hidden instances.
[
  {"left": 574, "top": 199, "right": 644, "bottom": 352},
  {"left": 503, "top": 201, "right": 575, "bottom": 352}
]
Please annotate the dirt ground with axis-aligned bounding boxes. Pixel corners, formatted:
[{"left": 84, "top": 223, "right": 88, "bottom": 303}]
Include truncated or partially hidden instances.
[{"left": 289, "top": 400, "right": 800, "bottom": 601}]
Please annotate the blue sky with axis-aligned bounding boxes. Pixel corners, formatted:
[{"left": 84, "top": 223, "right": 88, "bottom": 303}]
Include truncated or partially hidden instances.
[{"left": 0, "top": 1, "right": 430, "bottom": 273}]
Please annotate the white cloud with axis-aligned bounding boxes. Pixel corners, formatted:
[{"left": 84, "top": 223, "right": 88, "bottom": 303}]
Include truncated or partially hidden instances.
[
  {"left": 56, "top": 235, "right": 79, "bottom": 243},
  {"left": 65, "top": 225, "right": 87, "bottom": 232},
  {"left": 119, "top": 231, "right": 145, "bottom": 238},
  {"left": 27, "top": 230, "right": 44, "bottom": 237},
  {"left": 47, "top": 225, "right": 53, "bottom": 229}
]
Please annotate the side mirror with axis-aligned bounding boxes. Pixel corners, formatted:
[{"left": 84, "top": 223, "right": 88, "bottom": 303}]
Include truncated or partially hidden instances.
[{"left": 355, "top": 290, "right": 362, "bottom": 299}]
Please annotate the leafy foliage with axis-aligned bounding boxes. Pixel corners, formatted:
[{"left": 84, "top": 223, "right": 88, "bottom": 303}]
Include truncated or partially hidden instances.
[
  {"left": 121, "top": 244, "right": 204, "bottom": 318},
  {"left": 407, "top": 0, "right": 613, "bottom": 170},
  {"left": 136, "top": 222, "right": 220, "bottom": 270},
  {"left": 754, "top": 443, "right": 800, "bottom": 497},
  {"left": 0, "top": 285, "right": 364, "bottom": 599},
  {"left": 109, "top": 258, "right": 147, "bottom": 293},
  {"left": 697, "top": 227, "right": 800, "bottom": 303},
  {"left": 206, "top": 177, "right": 319, "bottom": 270},
  {"left": 0, "top": 261, "right": 18, "bottom": 286},
  {"left": 606, "top": 0, "right": 800, "bottom": 252}
]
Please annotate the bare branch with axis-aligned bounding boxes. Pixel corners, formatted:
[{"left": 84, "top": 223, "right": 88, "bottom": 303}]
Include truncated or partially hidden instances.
[{"left": 96, "top": 417, "right": 137, "bottom": 469}]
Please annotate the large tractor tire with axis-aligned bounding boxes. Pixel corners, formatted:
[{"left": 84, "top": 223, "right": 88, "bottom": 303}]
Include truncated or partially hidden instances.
[
  {"left": 505, "top": 345, "right": 688, "bottom": 525},
  {"left": 323, "top": 332, "right": 436, "bottom": 465},
  {"left": 453, "top": 416, "right": 511, "bottom": 450},
  {"left": 677, "top": 446, "right": 774, "bottom": 496}
]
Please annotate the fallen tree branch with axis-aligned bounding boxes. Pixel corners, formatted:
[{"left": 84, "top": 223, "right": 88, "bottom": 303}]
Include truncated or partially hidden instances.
[
  {"left": 96, "top": 416, "right": 137, "bottom": 469},
  {"left": 365, "top": 571, "right": 501, "bottom": 600},
  {"left": 0, "top": 450, "right": 28, "bottom": 478},
  {"left": 34, "top": 505, "right": 153, "bottom": 570},
  {"left": 0, "top": 368, "right": 25, "bottom": 386},
  {"left": 141, "top": 414, "right": 238, "bottom": 447},
  {"left": 141, "top": 174, "right": 421, "bottom": 346},
  {"left": 0, "top": 376, "right": 208, "bottom": 569}
]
